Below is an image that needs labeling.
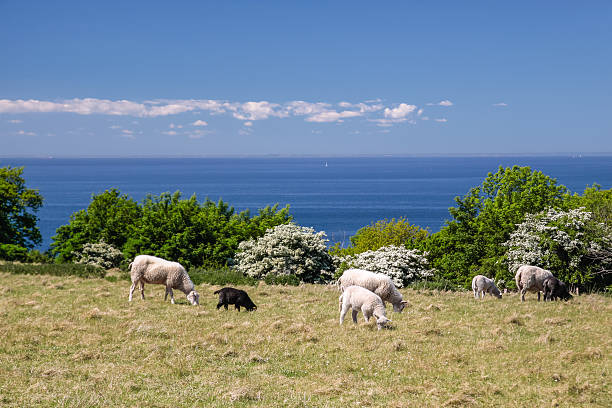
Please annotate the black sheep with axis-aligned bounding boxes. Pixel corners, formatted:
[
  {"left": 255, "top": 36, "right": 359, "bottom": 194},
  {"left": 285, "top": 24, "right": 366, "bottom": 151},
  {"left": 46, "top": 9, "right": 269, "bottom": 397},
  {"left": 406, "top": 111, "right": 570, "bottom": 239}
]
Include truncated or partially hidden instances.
[
  {"left": 214, "top": 287, "right": 257, "bottom": 311},
  {"left": 543, "top": 276, "right": 573, "bottom": 301}
]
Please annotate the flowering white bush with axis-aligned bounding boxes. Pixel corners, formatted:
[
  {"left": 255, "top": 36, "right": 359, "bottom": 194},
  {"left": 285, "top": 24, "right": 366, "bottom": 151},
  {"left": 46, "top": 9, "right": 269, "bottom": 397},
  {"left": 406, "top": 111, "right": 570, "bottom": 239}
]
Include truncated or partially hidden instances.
[
  {"left": 73, "top": 241, "right": 124, "bottom": 269},
  {"left": 503, "top": 207, "right": 612, "bottom": 285},
  {"left": 235, "top": 224, "right": 334, "bottom": 283},
  {"left": 336, "top": 245, "right": 433, "bottom": 288}
]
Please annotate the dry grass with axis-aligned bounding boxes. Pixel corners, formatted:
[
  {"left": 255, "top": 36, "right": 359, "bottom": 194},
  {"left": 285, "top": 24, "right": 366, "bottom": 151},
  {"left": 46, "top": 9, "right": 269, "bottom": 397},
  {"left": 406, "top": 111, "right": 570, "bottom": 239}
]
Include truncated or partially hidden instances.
[{"left": 0, "top": 272, "right": 610, "bottom": 407}]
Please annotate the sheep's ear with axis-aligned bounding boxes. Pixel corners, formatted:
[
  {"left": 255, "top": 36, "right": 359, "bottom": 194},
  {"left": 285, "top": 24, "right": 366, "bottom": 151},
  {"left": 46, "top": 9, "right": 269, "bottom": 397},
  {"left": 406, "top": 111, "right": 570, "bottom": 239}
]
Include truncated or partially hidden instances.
[{"left": 401, "top": 301, "right": 408, "bottom": 304}]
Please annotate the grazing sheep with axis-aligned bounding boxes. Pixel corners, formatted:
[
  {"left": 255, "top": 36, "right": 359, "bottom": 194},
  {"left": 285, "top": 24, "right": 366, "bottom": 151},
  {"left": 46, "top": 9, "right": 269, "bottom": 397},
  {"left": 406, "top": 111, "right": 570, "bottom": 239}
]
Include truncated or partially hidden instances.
[
  {"left": 472, "top": 275, "right": 502, "bottom": 299},
  {"left": 543, "top": 276, "right": 573, "bottom": 301},
  {"left": 337, "top": 269, "right": 408, "bottom": 312},
  {"left": 514, "top": 265, "right": 553, "bottom": 302},
  {"left": 128, "top": 255, "right": 199, "bottom": 306},
  {"left": 214, "top": 287, "right": 257, "bottom": 311},
  {"left": 339, "top": 285, "right": 391, "bottom": 330}
]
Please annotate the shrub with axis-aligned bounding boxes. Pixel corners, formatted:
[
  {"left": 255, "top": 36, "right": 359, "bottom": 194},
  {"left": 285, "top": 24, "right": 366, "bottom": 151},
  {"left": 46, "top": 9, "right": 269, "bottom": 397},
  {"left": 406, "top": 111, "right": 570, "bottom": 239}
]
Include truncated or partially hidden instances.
[
  {"left": 0, "top": 262, "right": 105, "bottom": 279},
  {"left": 264, "top": 273, "right": 300, "bottom": 286},
  {"left": 189, "top": 267, "right": 258, "bottom": 286},
  {"left": 235, "top": 224, "right": 334, "bottom": 283},
  {"left": 406, "top": 277, "right": 464, "bottom": 292},
  {"left": 0, "top": 244, "right": 28, "bottom": 262},
  {"left": 26, "top": 249, "right": 52, "bottom": 264},
  {"left": 73, "top": 241, "right": 124, "bottom": 269},
  {"left": 335, "top": 245, "right": 433, "bottom": 288}
]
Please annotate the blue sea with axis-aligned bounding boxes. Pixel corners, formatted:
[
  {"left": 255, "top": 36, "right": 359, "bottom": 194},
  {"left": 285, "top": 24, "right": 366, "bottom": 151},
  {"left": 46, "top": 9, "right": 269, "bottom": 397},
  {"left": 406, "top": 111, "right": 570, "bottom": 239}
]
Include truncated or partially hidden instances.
[{"left": 2, "top": 156, "right": 611, "bottom": 251}]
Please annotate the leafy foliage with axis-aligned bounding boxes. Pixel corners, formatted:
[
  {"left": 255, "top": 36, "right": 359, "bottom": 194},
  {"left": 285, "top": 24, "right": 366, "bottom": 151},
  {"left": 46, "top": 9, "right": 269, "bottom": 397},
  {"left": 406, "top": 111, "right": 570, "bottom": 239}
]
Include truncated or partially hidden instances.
[
  {"left": 504, "top": 207, "right": 612, "bottom": 287},
  {"left": 426, "top": 166, "right": 569, "bottom": 286},
  {"left": 51, "top": 189, "right": 291, "bottom": 268},
  {"left": 235, "top": 223, "right": 334, "bottom": 283},
  {"left": 0, "top": 243, "right": 28, "bottom": 262},
  {"left": 188, "top": 267, "right": 258, "bottom": 286},
  {"left": 335, "top": 245, "right": 433, "bottom": 288},
  {"left": 331, "top": 218, "right": 429, "bottom": 256},
  {"left": 0, "top": 166, "right": 44, "bottom": 248},
  {"left": 0, "top": 262, "right": 105, "bottom": 279},
  {"left": 74, "top": 241, "right": 124, "bottom": 269}
]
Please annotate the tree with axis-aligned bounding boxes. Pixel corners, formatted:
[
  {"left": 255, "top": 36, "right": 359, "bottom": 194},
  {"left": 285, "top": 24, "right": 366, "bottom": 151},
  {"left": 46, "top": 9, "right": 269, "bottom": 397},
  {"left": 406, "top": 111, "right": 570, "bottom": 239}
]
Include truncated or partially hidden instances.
[
  {"left": 51, "top": 189, "right": 141, "bottom": 262},
  {"left": 235, "top": 223, "right": 334, "bottom": 283},
  {"left": 332, "top": 218, "right": 429, "bottom": 256},
  {"left": 0, "top": 166, "right": 43, "bottom": 248},
  {"left": 426, "top": 166, "right": 569, "bottom": 286}
]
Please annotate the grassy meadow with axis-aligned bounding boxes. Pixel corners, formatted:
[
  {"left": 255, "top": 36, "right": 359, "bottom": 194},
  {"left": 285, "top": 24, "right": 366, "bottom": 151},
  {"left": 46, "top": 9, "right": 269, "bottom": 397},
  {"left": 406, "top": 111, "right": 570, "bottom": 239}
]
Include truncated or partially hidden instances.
[{"left": 0, "top": 271, "right": 610, "bottom": 407}]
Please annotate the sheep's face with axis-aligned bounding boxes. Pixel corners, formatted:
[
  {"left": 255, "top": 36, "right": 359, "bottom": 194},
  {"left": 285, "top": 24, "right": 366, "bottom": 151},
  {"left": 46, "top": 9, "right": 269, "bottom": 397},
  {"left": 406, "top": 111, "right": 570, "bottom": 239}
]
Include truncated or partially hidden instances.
[
  {"left": 187, "top": 290, "right": 200, "bottom": 306},
  {"left": 376, "top": 315, "right": 391, "bottom": 330},
  {"left": 491, "top": 287, "right": 502, "bottom": 299},
  {"left": 393, "top": 301, "right": 408, "bottom": 313}
]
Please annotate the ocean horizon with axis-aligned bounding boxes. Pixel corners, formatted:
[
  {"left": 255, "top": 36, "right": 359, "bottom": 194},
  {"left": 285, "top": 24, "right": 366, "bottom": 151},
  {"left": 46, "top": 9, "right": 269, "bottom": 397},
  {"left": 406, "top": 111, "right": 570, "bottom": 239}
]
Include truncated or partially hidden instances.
[{"left": 2, "top": 155, "right": 611, "bottom": 251}]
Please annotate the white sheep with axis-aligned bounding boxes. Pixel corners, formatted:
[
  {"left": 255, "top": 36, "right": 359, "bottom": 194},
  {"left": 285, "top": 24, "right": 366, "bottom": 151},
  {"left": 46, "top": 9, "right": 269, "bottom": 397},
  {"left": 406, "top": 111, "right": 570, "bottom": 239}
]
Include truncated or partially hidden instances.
[
  {"left": 128, "top": 255, "right": 199, "bottom": 305},
  {"left": 471, "top": 275, "right": 502, "bottom": 299},
  {"left": 337, "top": 268, "right": 408, "bottom": 312},
  {"left": 514, "top": 265, "right": 554, "bottom": 302},
  {"left": 339, "top": 285, "right": 391, "bottom": 330}
]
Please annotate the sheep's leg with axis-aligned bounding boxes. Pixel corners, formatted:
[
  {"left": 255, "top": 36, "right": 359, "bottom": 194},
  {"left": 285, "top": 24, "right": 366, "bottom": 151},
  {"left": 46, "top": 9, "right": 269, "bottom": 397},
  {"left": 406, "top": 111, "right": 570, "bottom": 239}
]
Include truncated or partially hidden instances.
[
  {"left": 235, "top": 305, "right": 241, "bottom": 311},
  {"left": 339, "top": 305, "right": 349, "bottom": 325},
  {"left": 216, "top": 302, "right": 223, "bottom": 309},
  {"left": 139, "top": 281, "right": 145, "bottom": 300},
  {"left": 473, "top": 289, "right": 478, "bottom": 299},
  {"left": 537, "top": 291, "right": 541, "bottom": 302},
  {"left": 352, "top": 309, "right": 359, "bottom": 324},
  {"left": 520, "top": 288, "right": 526, "bottom": 302},
  {"left": 166, "top": 287, "right": 175, "bottom": 304},
  {"left": 362, "top": 307, "right": 372, "bottom": 322},
  {"left": 129, "top": 282, "right": 136, "bottom": 302}
]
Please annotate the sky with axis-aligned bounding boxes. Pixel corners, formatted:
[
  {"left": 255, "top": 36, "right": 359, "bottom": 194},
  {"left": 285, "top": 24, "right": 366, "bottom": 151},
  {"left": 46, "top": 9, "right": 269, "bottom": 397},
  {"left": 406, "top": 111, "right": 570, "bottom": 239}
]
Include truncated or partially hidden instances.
[{"left": 1, "top": 1, "right": 611, "bottom": 157}]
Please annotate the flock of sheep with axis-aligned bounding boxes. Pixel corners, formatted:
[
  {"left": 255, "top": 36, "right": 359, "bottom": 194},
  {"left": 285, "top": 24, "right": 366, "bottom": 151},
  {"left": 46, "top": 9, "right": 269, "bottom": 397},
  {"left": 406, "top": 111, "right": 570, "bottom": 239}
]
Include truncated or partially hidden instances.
[{"left": 127, "top": 255, "right": 573, "bottom": 331}]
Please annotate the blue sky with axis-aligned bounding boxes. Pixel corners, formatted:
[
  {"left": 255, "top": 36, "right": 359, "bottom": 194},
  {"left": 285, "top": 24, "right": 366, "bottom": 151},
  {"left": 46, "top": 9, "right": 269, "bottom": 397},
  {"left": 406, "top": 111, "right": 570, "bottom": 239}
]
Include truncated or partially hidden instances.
[{"left": 1, "top": 1, "right": 610, "bottom": 156}]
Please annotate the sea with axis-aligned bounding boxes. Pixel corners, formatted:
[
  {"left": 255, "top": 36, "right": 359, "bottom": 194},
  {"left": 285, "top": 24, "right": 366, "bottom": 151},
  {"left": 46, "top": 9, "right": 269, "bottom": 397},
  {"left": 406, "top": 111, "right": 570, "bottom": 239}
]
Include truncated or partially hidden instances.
[{"left": 1, "top": 156, "right": 611, "bottom": 251}]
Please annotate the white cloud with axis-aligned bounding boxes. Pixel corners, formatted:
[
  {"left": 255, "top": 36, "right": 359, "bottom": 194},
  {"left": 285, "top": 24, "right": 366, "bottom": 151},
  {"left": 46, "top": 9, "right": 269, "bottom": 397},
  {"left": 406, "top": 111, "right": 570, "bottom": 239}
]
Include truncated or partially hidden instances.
[
  {"left": 421, "top": 116, "right": 430, "bottom": 121},
  {"left": 192, "top": 120, "right": 208, "bottom": 126},
  {"left": 417, "top": 109, "right": 424, "bottom": 116},
  {"left": 230, "top": 101, "right": 287, "bottom": 121},
  {"left": 8, "top": 119, "right": 23, "bottom": 124},
  {"left": 305, "top": 110, "right": 361, "bottom": 123},
  {"left": 122, "top": 129, "right": 134, "bottom": 135},
  {"left": 493, "top": 102, "right": 508, "bottom": 107},
  {"left": 109, "top": 125, "right": 121, "bottom": 129},
  {"left": 243, "top": 121, "right": 253, "bottom": 127},
  {"left": 384, "top": 103, "right": 417, "bottom": 119},
  {"left": 427, "top": 100, "right": 453, "bottom": 107},
  {"left": 17, "top": 130, "right": 36, "bottom": 136},
  {"left": 338, "top": 101, "right": 384, "bottom": 113},
  {"left": 435, "top": 118, "right": 448, "bottom": 122},
  {"left": 162, "top": 130, "right": 177, "bottom": 136}
]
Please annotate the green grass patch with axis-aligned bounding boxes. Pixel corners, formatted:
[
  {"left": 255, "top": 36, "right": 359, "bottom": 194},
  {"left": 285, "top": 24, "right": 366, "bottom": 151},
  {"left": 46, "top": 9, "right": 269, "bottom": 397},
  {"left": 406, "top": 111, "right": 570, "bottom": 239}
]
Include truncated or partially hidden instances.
[{"left": 0, "top": 271, "right": 610, "bottom": 407}]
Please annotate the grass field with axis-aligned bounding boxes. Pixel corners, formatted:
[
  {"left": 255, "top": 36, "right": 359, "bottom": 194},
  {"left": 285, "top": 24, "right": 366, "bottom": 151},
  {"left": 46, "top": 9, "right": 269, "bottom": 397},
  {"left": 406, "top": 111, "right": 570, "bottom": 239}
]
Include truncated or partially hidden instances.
[{"left": 0, "top": 272, "right": 610, "bottom": 407}]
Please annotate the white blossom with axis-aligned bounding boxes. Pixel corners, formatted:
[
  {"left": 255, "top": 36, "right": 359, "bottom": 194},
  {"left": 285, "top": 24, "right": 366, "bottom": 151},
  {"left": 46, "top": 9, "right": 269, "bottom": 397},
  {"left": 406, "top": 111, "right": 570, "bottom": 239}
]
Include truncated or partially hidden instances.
[
  {"left": 73, "top": 241, "right": 123, "bottom": 269},
  {"left": 335, "top": 245, "right": 433, "bottom": 288},
  {"left": 235, "top": 224, "right": 334, "bottom": 283}
]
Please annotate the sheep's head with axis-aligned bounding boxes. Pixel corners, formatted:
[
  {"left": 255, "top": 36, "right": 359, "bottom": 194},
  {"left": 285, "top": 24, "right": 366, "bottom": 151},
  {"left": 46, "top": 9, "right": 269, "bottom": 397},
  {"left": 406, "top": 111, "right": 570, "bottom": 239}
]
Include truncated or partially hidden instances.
[
  {"left": 375, "top": 315, "right": 391, "bottom": 330},
  {"left": 393, "top": 300, "right": 408, "bottom": 313},
  {"left": 490, "top": 286, "right": 502, "bottom": 299},
  {"left": 187, "top": 290, "right": 200, "bottom": 306}
]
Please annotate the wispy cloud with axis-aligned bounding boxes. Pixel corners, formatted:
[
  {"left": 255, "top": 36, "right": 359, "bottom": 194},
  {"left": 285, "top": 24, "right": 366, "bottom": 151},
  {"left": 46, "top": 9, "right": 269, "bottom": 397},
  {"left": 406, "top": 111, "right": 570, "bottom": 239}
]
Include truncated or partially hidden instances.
[
  {"left": 427, "top": 100, "right": 453, "bottom": 107},
  {"left": 492, "top": 102, "right": 508, "bottom": 107},
  {"left": 0, "top": 97, "right": 448, "bottom": 127},
  {"left": 435, "top": 118, "right": 448, "bottom": 122},
  {"left": 162, "top": 130, "right": 177, "bottom": 136},
  {"left": 8, "top": 119, "right": 23, "bottom": 124},
  {"left": 17, "top": 130, "right": 36, "bottom": 136}
]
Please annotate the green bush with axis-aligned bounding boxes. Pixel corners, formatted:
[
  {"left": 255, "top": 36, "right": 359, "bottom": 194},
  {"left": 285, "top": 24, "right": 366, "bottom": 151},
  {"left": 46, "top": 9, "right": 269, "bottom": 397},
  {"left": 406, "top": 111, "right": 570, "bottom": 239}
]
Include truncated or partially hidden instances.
[
  {"left": 264, "top": 273, "right": 300, "bottom": 286},
  {"left": 26, "top": 249, "right": 52, "bottom": 264},
  {"left": 188, "top": 267, "right": 258, "bottom": 286},
  {"left": 0, "top": 262, "right": 105, "bottom": 279},
  {"left": 0, "top": 244, "right": 28, "bottom": 262},
  {"left": 406, "top": 278, "right": 464, "bottom": 292}
]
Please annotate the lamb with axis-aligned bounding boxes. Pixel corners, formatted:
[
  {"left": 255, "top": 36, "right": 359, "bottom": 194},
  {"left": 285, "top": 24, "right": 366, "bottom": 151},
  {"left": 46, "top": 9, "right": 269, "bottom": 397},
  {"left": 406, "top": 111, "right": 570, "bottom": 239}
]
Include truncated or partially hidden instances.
[
  {"left": 339, "top": 285, "right": 391, "bottom": 330},
  {"left": 514, "top": 265, "right": 554, "bottom": 302},
  {"left": 337, "top": 269, "right": 408, "bottom": 312},
  {"left": 542, "top": 276, "right": 573, "bottom": 301},
  {"left": 128, "top": 255, "right": 199, "bottom": 306},
  {"left": 471, "top": 275, "right": 502, "bottom": 299},
  {"left": 214, "top": 287, "right": 257, "bottom": 311}
]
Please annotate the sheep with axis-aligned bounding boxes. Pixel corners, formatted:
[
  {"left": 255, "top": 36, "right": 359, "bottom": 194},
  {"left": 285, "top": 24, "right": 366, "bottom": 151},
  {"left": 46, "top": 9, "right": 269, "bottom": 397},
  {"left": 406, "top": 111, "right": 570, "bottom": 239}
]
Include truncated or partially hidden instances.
[
  {"left": 542, "top": 276, "right": 573, "bottom": 301},
  {"left": 337, "top": 269, "right": 408, "bottom": 312},
  {"left": 339, "top": 285, "right": 391, "bottom": 330},
  {"left": 514, "top": 265, "right": 554, "bottom": 302},
  {"left": 128, "top": 255, "right": 199, "bottom": 306},
  {"left": 471, "top": 275, "right": 502, "bottom": 299},
  {"left": 214, "top": 287, "right": 257, "bottom": 311}
]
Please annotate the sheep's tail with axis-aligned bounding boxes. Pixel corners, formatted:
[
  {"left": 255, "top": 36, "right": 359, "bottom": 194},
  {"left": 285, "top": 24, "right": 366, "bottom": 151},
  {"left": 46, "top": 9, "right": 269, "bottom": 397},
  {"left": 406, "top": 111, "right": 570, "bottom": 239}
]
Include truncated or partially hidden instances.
[
  {"left": 336, "top": 276, "right": 343, "bottom": 292},
  {"left": 213, "top": 289, "right": 221, "bottom": 295}
]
